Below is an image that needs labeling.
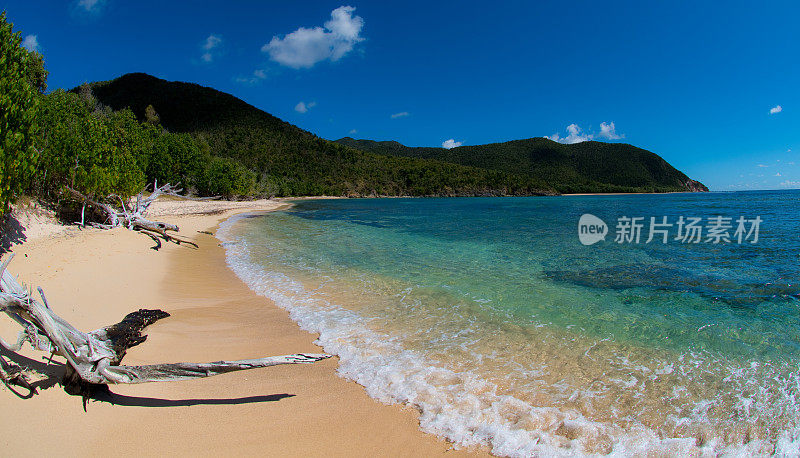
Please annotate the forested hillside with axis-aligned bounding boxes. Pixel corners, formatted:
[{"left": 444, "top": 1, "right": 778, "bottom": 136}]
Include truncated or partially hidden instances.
[
  {"left": 81, "top": 73, "right": 555, "bottom": 197},
  {"left": 336, "top": 138, "right": 708, "bottom": 194}
]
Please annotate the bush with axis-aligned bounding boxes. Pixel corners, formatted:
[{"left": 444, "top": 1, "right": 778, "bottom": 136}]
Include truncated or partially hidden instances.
[
  {"left": 0, "top": 11, "right": 43, "bottom": 213},
  {"left": 36, "top": 90, "right": 154, "bottom": 199},
  {"left": 196, "top": 156, "right": 256, "bottom": 198}
]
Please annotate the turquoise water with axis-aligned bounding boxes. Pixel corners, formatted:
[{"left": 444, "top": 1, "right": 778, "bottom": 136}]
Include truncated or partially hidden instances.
[{"left": 220, "top": 191, "right": 800, "bottom": 456}]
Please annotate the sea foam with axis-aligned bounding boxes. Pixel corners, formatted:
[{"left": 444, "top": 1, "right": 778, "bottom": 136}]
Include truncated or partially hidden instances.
[{"left": 218, "top": 214, "right": 800, "bottom": 456}]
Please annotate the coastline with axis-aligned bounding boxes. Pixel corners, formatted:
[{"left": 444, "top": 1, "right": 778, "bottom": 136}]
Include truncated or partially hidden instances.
[{"left": 0, "top": 200, "right": 484, "bottom": 456}]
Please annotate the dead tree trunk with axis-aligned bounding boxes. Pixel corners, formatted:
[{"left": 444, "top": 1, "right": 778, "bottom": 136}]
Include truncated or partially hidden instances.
[
  {"left": 0, "top": 254, "right": 330, "bottom": 404},
  {"left": 65, "top": 181, "right": 215, "bottom": 245}
]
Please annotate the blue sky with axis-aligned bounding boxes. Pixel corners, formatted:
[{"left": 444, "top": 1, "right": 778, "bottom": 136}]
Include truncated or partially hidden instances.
[{"left": 3, "top": 0, "right": 799, "bottom": 191}]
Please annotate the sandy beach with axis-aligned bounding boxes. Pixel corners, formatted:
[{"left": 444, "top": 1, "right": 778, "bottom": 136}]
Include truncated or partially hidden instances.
[{"left": 0, "top": 199, "right": 484, "bottom": 457}]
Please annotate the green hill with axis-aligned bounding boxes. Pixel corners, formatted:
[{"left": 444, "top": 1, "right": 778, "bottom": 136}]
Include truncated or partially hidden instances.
[
  {"left": 335, "top": 138, "right": 708, "bottom": 194},
  {"left": 80, "top": 73, "right": 555, "bottom": 197},
  {"left": 80, "top": 72, "right": 705, "bottom": 197}
]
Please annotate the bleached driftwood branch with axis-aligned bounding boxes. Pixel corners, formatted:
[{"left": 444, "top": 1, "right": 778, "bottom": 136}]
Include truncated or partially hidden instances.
[
  {"left": 66, "top": 181, "right": 217, "bottom": 245},
  {"left": 0, "top": 254, "right": 330, "bottom": 403}
]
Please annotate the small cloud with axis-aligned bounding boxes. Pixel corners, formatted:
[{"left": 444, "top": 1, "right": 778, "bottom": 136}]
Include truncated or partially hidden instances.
[
  {"left": 597, "top": 121, "right": 624, "bottom": 140},
  {"left": 781, "top": 180, "right": 800, "bottom": 188},
  {"left": 775, "top": 172, "right": 782, "bottom": 177},
  {"left": 547, "top": 123, "right": 593, "bottom": 144},
  {"left": 348, "top": 128, "right": 357, "bottom": 135},
  {"left": 235, "top": 69, "right": 268, "bottom": 85},
  {"left": 757, "top": 164, "right": 768, "bottom": 168},
  {"left": 204, "top": 34, "right": 222, "bottom": 50},
  {"left": 201, "top": 34, "right": 222, "bottom": 63},
  {"left": 22, "top": 34, "right": 39, "bottom": 53},
  {"left": 262, "top": 6, "right": 365, "bottom": 69},
  {"left": 442, "top": 139, "right": 462, "bottom": 149},
  {"left": 78, "top": 0, "right": 103, "bottom": 12},
  {"left": 770, "top": 105, "right": 782, "bottom": 114},
  {"left": 390, "top": 111, "right": 409, "bottom": 119},
  {"left": 295, "top": 101, "right": 316, "bottom": 113}
]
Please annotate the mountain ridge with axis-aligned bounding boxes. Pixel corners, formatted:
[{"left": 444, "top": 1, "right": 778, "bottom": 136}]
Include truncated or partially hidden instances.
[
  {"left": 78, "top": 72, "right": 706, "bottom": 196},
  {"left": 335, "top": 137, "right": 708, "bottom": 194}
]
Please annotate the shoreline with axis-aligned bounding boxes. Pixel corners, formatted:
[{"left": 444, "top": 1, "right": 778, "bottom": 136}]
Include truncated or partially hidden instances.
[{"left": 0, "top": 200, "right": 485, "bottom": 456}]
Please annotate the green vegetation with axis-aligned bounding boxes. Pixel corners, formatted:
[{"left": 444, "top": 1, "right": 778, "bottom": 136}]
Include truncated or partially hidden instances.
[
  {"left": 1, "top": 6, "right": 704, "bottom": 214},
  {"left": 0, "top": 12, "right": 45, "bottom": 214},
  {"left": 82, "top": 73, "right": 556, "bottom": 197},
  {"left": 33, "top": 88, "right": 255, "bottom": 202},
  {"left": 335, "top": 138, "right": 708, "bottom": 194}
]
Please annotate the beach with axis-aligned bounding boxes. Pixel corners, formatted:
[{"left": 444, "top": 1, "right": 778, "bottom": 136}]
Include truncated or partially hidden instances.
[{"left": 0, "top": 199, "right": 483, "bottom": 456}]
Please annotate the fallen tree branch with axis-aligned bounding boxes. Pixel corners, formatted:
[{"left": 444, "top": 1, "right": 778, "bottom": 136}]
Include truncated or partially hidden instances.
[
  {"left": 0, "top": 254, "right": 330, "bottom": 405},
  {"left": 65, "top": 181, "right": 216, "bottom": 246}
]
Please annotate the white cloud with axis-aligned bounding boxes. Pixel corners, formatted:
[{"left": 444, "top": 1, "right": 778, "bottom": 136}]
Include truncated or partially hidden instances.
[
  {"left": 775, "top": 172, "right": 782, "bottom": 177},
  {"left": 757, "top": 164, "right": 768, "bottom": 168},
  {"left": 201, "top": 34, "right": 222, "bottom": 63},
  {"left": 390, "top": 111, "right": 409, "bottom": 119},
  {"left": 547, "top": 121, "right": 625, "bottom": 144},
  {"left": 598, "top": 121, "right": 623, "bottom": 140},
  {"left": 235, "top": 69, "right": 268, "bottom": 85},
  {"left": 78, "top": 0, "right": 103, "bottom": 12},
  {"left": 547, "top": 123, "right": 593, "bottom": 144},
  {"left": 22, "top": 35, "right": 39, "bottom": 53},
  {"left": 262, "top": 6, "right": 365, "bottom": 69},
  {"left": 349, "top": 129, "right": 357, "bottom": 135},
  {"left": 781, "top": 180, "right": 800, "bottom": 188},
  {"left": 295, "top": 101, "right": 316, "bottom": 113},
  {"left": 442, "top": 139, "right": 462, "bottom": 149},
  {"left": 770, "top": 105, "right": 782, "bottom": 114},
  {"left": 204, "top": 34, "right": 222, "bottom": 51}
]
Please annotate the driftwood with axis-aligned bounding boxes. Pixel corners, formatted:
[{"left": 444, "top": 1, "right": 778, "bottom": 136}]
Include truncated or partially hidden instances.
[
  {"left": 0, "top": 254, "right": 330, "bottom": 405},
  {"left": 65, "top": 181, "right": 213, "bottom": 247}
]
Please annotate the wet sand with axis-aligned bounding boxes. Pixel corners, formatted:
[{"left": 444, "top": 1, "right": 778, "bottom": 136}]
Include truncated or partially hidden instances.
[{"left": 0, "top": 200, "right": 485, "bottom": 456}]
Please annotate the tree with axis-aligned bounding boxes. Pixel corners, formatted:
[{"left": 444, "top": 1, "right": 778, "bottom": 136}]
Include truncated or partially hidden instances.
[
  {"left": 144, "top": 104, "right": 160, "bottom": 125},
  {"left": 0, "top": 11, "right": 44, "bottom": 214}
]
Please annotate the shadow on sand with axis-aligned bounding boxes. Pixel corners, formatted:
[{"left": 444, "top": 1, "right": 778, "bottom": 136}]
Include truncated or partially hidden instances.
[
  {"left": 0, "top": 213, "right": 27, "bottom": 254},
  {"left": 1, "top": 346, "right": 294, "bottom": 408},
  {"left": 93, "top": 391, "right": 295, "bottom": 407}
]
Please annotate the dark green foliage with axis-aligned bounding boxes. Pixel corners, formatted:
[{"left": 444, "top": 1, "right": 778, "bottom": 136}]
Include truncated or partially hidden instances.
[
  {"left": 35, "top": 86, "right": 259, "bottom": 201},
  {"left": 35, "top": 90, "right": 151, "bottom": 199},
  {"left": 145, "top": 132, "right": 206, "bottom": 190},
  {"left": 52, "top": 71, "right": 703, "bottom": 199},
  {"left": 0, "top": 11, "right": 42, "bottom": 214},
  {"left": 195, "top": 156, "right": 256, "bottom": 198},
  {"left": 336, "top": 137, "right": 706, "bottom": 194},
  {"left": 81, "top": 73, "right": 557, "bottom": 197}
]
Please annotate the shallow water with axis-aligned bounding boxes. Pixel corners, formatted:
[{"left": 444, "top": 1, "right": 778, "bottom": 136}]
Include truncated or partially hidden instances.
[{"left": 219, "top": 191, "right": 800, "bottom": 456}]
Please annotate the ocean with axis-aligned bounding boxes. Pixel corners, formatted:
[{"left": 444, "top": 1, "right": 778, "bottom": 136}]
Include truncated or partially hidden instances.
[{"left": 218, "top": 191, "right": 800, "bottom": 456}]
